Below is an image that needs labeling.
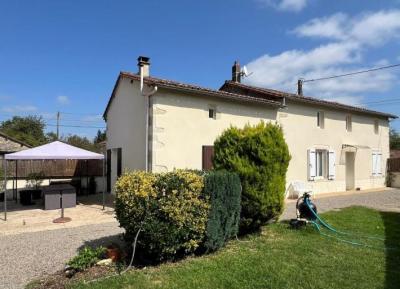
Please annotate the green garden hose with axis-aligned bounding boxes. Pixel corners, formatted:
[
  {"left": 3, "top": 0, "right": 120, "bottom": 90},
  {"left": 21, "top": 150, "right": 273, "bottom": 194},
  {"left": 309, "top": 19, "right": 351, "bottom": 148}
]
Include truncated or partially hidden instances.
[{"left": 305, "top": 199, "right": 398, "bottom": 251}]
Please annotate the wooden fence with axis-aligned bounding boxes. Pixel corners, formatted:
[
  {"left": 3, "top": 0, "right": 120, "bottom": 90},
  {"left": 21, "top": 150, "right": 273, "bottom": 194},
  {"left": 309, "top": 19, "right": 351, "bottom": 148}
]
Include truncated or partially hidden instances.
[
  {"left": 387, "top": 158, "right": 400, "bottom": 173},
  {"left": 0, "top": 159, "right": 103, "bottom": 178}
]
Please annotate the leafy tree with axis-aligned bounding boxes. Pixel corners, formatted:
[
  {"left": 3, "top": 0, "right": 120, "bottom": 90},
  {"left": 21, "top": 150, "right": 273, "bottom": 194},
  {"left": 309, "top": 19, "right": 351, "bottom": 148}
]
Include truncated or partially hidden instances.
[
  {"left": 213, "top": 122, "right": 291, "bottom": 233},
  {"left": 0, "top": 116, "right": 46, "bottom": 146},
  {"left": 93, "top": 129, "right": 106, "bottom": 144},
  {"left": 63, "top": 134, "right": 97, "bottom": 152},
  {"left": 46, "top": 132, "right": 58, "bottom": 142},
  {"left": 390, "top": 128, "right": 400, "bottom": 150}
]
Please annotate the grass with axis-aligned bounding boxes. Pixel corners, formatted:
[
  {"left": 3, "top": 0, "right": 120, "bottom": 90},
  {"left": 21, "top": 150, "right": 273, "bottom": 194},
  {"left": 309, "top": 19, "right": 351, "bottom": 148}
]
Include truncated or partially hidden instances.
[{"left": 70, "top": 207, "right": 400, "bottom": 289}]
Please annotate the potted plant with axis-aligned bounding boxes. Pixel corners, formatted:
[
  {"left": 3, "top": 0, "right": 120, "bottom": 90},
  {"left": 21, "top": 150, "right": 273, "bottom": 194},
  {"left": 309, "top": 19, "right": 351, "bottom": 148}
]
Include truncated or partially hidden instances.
[
  {"left": 26, "top": 171, "right": 45, "bottom": 199},
  {"left": 106, "top": 243, "right": 122, "bottom": 262}
]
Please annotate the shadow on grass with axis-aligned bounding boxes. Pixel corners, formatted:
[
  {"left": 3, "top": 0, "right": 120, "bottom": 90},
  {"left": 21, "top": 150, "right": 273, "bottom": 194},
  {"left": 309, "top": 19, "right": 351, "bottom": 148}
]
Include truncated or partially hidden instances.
[{"left": 380, "top": 211, "right": 400, "bottom": 289}]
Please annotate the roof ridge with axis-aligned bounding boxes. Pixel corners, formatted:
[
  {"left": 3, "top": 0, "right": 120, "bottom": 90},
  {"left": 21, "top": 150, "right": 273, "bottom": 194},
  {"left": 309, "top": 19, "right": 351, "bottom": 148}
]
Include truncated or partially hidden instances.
[
  {"left": 222, "top": 81, "right": 397, "bottom": 119},
  {"left": 103, "top": 72, "right": 283, "bottom": 119}
]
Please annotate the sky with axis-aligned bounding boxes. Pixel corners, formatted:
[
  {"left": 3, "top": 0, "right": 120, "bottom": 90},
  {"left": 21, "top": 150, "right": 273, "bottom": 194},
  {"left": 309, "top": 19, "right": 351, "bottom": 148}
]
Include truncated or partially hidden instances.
[{"left": 1, "top": 0, "right": 400, "bottom": 138}]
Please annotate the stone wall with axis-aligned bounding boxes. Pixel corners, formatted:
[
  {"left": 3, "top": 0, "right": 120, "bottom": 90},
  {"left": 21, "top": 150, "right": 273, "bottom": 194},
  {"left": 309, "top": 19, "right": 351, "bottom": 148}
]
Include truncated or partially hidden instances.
[{"left": 0, "top": 135, "right": 29, "bottom": 154}]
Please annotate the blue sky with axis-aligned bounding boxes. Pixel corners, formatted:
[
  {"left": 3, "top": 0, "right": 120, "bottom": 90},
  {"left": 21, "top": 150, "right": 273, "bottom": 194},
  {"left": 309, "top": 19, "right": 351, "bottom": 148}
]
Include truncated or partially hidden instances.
[{"left": 1, "top": 0, "right": 400, "bottom": 138}]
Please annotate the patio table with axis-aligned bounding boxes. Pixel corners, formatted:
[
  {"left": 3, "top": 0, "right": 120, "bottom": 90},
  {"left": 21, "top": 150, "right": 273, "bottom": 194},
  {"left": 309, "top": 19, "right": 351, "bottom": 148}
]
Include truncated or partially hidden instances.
[{"left": 43, "top": 184, "right": 76, "bottom": 210}]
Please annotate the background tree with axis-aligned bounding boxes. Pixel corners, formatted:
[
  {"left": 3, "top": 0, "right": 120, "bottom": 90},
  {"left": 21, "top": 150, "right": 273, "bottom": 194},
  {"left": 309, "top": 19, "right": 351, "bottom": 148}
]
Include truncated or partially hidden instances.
[
  {"left": 93, "top": 129, "right": 106, "bottom": 144},
  {"left": 390, "top": 128, "right": 400, "bottom": 150},
  {"left": 63, "top": 134, "right": 97, "bottom": 152},
  {"left": 46, "top": 132, "right": 58, "bottom": 142},
  {"left": 0, "top": 115, "right": 46, "bottom": 146}
]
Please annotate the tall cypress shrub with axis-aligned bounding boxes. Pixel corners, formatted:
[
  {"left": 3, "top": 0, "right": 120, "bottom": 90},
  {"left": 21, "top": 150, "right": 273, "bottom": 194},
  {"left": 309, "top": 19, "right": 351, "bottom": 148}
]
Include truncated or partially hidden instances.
[
  {"left": 213, "top": 122, "right": 291, "bottom": 233},
  {"left": 202, "top": 171, "right": 241, "bottom": 252}
]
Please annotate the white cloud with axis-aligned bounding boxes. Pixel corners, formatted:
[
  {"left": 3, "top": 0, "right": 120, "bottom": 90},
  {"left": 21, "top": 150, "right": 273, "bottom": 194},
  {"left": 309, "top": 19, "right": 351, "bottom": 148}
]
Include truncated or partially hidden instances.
[
  {"left": 292, "top": 13, "right": 347, "bottom": 40},
  {"left": 1, "top": 105, "right": 38, "bottom": 113},
  {"left": 293, "top": 10, "right": 400, "bottom": 45},
  {"left": 244, "top": 10, "right": 400, "bottom": 104},
  {"left": 257, "top": 0, "right": 309, "bottom": 12},
  {"left": 322, "top": 96, "right": 364, "bottom": 107},
  {"left": 57, "top": 95, "right": 70, "bottom": 105}
]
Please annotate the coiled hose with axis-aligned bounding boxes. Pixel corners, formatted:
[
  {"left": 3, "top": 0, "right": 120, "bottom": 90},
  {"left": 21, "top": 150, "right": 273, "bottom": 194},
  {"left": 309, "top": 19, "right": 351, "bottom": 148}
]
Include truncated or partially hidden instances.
[{"left": 304, "top": 198, "right": 397, "bottom": 251}]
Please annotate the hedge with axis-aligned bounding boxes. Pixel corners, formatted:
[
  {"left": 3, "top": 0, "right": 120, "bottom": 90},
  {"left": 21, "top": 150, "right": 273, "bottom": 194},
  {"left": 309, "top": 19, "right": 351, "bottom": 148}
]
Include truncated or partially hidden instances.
[
  {"left": 114, "top": 170, "right": 209, "bottom": 262},
  {"left": 202, "top": 171, "right": 241, "bottom": 252},
  {"left": 213, "top": 121, "right": 291, "bottom": 233}
]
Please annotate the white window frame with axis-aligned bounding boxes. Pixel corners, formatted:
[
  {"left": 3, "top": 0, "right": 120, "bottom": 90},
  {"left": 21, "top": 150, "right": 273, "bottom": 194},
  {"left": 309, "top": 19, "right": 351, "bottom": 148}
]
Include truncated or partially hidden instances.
[
  {"left": 308, "top": 148, "right": 335, "bottom": 181},
  {"left": 315, "top": 149, "right": 328, "bottom": 179},
  {"left": 372, "top": 151, "right": 382, "bottom": 177}
]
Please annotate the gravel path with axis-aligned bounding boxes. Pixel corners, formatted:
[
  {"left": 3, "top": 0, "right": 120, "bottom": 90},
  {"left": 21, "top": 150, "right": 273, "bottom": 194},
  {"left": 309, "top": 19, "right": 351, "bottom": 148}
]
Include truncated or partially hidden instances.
[
  {"left": 281, "top": 189, "right": 400, "bottom": 220},
  {"left": 1, "top": 189, "right": 399, "bottom": 289},
  {"left": 0, "top": 221, "right": 123, "bottom": 289}
]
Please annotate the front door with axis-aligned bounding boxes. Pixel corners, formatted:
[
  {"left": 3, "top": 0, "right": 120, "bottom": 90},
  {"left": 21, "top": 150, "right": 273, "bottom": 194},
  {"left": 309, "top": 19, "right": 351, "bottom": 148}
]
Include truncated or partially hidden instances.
[{"left": 345, "top": 152, "right": 355, "bottom": 190}]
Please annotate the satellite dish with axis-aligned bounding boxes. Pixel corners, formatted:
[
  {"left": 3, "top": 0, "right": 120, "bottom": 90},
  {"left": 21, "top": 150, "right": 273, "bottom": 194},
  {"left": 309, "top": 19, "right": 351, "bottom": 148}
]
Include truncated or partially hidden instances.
[
  {"left": 241, "top": 66, "right": 253, "bottom": 77},
  {"left": 242, "top": 66, "right": 248, "bottom": 76}
]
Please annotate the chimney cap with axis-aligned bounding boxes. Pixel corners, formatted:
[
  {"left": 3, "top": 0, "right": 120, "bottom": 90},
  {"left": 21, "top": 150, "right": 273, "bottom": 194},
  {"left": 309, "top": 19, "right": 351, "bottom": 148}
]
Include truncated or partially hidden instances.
[{"left": 138, "top": 56, "right": 150, "bottom": 65}]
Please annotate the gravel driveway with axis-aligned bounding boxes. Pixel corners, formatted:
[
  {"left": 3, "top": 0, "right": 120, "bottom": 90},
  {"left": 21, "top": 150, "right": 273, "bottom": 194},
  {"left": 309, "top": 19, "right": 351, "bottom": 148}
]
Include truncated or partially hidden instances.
[
  {"left": 1, "top": 189, "right": 399, "bottom": 289},
  {"left": 281, "top": 188, "right": 400, "bottom": 220},
  {"left": 0, "top": 221, "right": 123, "bottom": 289}
]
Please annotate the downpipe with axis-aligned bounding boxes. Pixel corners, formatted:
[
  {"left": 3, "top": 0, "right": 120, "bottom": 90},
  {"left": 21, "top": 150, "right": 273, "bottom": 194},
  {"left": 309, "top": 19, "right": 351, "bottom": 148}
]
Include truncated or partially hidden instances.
[{"left": 140, "top": 71, "right": 158, "bottom": 172}]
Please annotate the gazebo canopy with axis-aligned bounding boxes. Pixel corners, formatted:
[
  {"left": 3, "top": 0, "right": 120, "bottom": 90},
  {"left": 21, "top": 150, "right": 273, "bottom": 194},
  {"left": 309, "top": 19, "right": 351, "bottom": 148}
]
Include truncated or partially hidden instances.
[{"left": 5, "top": 141, "right": 104, "bottom": 160}]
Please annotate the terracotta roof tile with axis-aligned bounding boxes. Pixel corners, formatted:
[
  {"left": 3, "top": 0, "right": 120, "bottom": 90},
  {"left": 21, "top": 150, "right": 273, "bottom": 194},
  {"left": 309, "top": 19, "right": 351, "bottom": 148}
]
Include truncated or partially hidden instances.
[
  {"left": 221, "top": 81, "right": 397, "bottom": 119},
  {"left": 103, "top": 72, "right": 283, "bottom": 119}
]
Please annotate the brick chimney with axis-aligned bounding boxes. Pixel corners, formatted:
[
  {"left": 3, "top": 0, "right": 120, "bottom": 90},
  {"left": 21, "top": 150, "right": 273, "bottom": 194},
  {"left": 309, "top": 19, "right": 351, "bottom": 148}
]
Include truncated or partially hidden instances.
[
  {"left": 138, "top": 56, "right": 150, "bottom": 77},
  {"left": 232, "top": 61, "right": 241, "bottom": 83}
]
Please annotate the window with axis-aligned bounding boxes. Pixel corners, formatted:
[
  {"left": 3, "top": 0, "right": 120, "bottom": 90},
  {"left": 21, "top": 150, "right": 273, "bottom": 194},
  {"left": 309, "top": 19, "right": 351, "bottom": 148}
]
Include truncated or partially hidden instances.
[
  {"left": 374, "top": 119, "right": 379, "bottom": 134},
  {"left": 316, "top": 150, "right": 328, "bottom": 178},
  {"left": 308, "top": 149, "right": 335, "bottom": 180},
  {"left": 346, "top": 115, "right": 352, "bottom": 132},
  {"left": 208, "top": 107, "right": 216, "bottom": 119},
  {"left": 317, "top": 111, "right": 325, "bottom": 128},
  {"left": 372, "top": 151, "right": 382, "bottom": 176}
]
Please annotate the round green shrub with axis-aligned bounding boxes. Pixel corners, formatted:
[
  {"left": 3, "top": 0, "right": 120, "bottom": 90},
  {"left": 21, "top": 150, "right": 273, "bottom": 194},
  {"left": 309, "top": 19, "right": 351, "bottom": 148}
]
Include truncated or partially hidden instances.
[
  {"left": 213, "top": 121, "right": 291, "bottom": 233},
  {"left": 114, "top": 170, "right": 209, "bottom": 261}
]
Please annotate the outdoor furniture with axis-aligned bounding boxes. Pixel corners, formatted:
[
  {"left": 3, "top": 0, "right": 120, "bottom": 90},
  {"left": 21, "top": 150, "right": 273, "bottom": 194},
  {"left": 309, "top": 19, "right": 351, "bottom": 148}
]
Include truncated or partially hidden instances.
[
  {"left": 3, "top": 141, "right": 106, "bottom": 221},
  {"left": 31, "top": 189, "right": 42, "bottom": 200},
  {"left": 19, "top": 190, "right": 35, "bottom": 206},
  {"left": 43, "top": 184, "right": 76, "bottom": 210},
  {"left": 287, "top": 181, "right": 313, "bottom": 199}
]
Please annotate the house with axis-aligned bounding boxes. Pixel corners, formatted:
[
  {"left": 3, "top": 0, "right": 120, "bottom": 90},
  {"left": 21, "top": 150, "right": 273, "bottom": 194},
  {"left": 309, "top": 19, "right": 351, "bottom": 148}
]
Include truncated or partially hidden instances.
[
  {"left": 0, "top": 131, "right": 31, "bottom": 161},
  {"left": 103, "top": 56, "right": 396, "bottom": 195}
]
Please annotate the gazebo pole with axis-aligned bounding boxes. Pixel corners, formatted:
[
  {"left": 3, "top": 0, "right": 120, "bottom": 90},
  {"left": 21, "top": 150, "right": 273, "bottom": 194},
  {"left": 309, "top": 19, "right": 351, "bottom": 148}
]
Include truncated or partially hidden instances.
[
  {"left": 15, "top": 160, "right": 18, "bottom": 203},
  {"left": 102, "top": 157, "right": 105, "bottom": 210},
  {"left": 4, "top": 159, "right": 7, "bottom": 221}
]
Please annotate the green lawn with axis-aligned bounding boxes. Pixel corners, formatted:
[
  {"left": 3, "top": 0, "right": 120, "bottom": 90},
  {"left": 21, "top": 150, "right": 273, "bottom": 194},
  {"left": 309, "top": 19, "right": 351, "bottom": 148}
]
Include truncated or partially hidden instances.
[{"left": 71, "top": 207, "right": 400, "bottom": 289}]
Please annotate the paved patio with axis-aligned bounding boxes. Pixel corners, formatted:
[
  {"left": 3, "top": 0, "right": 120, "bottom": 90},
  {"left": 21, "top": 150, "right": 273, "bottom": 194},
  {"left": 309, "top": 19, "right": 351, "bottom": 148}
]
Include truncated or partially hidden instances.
[{"left": 0, "top": 193, "right": 116, "bottom": 236}]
